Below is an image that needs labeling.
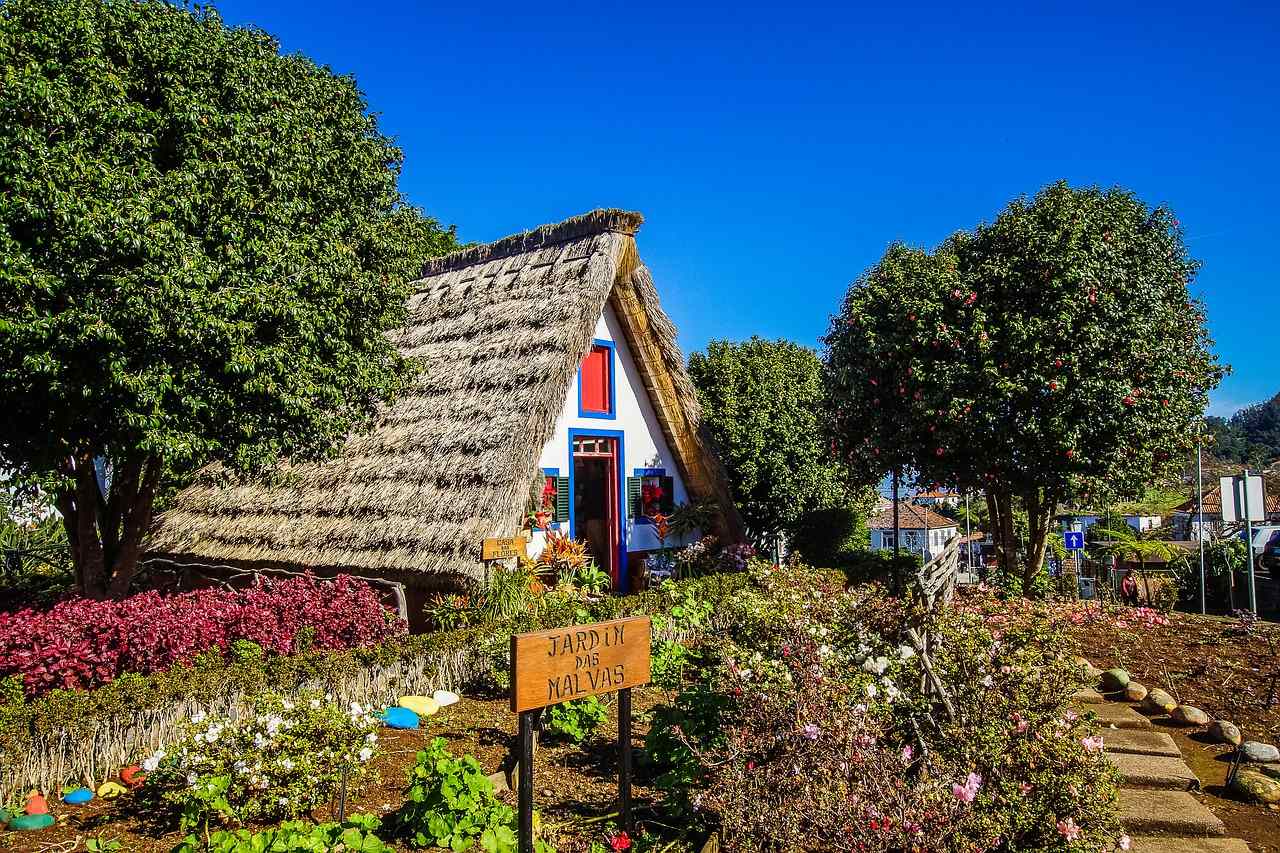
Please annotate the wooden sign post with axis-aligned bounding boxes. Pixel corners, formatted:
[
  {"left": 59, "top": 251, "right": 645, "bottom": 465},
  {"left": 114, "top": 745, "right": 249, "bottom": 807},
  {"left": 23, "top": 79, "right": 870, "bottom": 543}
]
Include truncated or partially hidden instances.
[{"left": 510, "top": 616, "right": 651, "bottom": 853}]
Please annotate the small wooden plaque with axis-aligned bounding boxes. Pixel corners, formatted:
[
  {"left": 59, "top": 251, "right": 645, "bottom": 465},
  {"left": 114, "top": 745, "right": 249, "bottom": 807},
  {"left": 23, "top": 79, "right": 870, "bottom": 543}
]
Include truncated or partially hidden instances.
[
  {"left": 483, "top": 536, "right": 527, "bottom": 562},
  {"left": 510, "top": 616, "right": 651, "bottom": 712}
]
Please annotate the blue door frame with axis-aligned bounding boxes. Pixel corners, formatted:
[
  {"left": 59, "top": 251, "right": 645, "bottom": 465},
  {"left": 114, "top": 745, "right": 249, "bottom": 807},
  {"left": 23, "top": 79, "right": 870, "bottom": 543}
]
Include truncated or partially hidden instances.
[{"left": 567, "top": 427, "right": 628, "bottom": 593}]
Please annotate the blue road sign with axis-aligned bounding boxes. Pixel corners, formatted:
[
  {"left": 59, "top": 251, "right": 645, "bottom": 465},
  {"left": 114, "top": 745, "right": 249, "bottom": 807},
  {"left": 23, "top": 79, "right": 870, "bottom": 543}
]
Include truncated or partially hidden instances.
[{"left": 1064, "top": 531, "right": 1084, "bottom": 551}]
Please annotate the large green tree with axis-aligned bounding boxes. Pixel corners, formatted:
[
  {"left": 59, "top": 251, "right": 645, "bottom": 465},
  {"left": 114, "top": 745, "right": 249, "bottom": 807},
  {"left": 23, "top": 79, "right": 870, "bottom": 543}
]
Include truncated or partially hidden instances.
[
  {"left": 825, "top": 182, "right": 1223, "bottom": 594},
  {"left": 0, "top": 0, "right": 458, "bottom": 597},
  {"left": 688, "top": 337, "right": 869, "bottom": 552}
]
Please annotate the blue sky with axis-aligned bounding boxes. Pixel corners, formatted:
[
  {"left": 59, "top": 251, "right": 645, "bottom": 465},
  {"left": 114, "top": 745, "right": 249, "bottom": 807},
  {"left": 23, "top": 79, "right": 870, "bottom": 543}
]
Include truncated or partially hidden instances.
[{"left": 218, "top": 1, "right": 1279, "bottom": 416}]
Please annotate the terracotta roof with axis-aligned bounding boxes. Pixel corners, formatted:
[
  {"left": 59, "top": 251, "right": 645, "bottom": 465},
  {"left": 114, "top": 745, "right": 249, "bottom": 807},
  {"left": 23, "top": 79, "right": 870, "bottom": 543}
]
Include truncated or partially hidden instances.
[
  {"left": 1174, "top": 485, "right": 1280, "bottom": 515},
  {"left": 869, "top": 501, "right": 957, "bottom": 531},
  {"left": 913, "top": 489, "right": 959, "bottom": 499}
]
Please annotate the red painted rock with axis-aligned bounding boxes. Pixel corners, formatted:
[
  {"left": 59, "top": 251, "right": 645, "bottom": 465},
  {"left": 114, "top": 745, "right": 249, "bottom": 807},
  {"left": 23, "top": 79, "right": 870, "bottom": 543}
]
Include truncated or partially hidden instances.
[
  {"left": 121, "top": 765, "right": 146, "bottom": 788},
  {"left": 24, "top": 792, "right": 48, "bottom": 815}
]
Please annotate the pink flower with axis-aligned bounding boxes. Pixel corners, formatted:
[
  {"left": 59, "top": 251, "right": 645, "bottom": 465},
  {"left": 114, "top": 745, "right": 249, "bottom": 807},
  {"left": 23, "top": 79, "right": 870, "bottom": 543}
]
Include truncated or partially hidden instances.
[
  {"left": 1057, "top": 818, "right": 1080, "bottom": 841},
  {"left": 901, "top": 745, "right": 914, "bottom": 763},
  {"left": 953, "top": 772, "right": 982, "bottom": 803},
  {"left": 1019, "top": 782, "right": 1033, "bottom": 795},
  {"left": 1082, "top": 735, "right": 1104, "bottom": 753},
  {"left": 1118, "top": 836, "right": 1131, "bottom": 850}
]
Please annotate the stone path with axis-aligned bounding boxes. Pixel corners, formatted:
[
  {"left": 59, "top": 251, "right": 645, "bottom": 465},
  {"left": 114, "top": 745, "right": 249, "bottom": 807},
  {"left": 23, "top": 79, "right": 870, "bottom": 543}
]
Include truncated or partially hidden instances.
[{"left": 1072, "top": 701, "right": 1252, "bottom": 852}]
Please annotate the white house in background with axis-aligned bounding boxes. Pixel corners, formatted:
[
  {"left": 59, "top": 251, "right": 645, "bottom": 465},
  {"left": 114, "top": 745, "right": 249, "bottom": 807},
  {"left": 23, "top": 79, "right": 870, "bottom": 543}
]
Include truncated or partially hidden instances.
[
  {"left": 1171, "top": 485, "right": 1280, "bottom": 541},
  {"left": 911, "top": 488, "right": 962, "bottom": 510},
  {"left": 869, "top": 501, "right": 958, "bottom": 561},
  {"left": 1058, "top": 511, "right": 1163, "bottom": 537}
]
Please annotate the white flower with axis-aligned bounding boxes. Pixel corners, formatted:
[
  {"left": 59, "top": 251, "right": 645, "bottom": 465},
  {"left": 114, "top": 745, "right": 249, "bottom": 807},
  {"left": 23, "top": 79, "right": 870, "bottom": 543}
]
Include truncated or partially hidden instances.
[
  {"left": 278, "top": 796, "right": 289, "bottom": 806},
  {"left": 738, "top": 668, "right": 753, "bottom": 680},
  {"left": 366, "top": 733, "right": 378, "bottom": 744},
  {"left": 190, "top": 710, "right": 206, "bottom": 724},
  {"left": 350, "top": 702, "right": 364, "bottom": 716},
  {"left": 186, "top": 772, "right": 199, "bottom": 788},
  {"left": 897, "top": 645, "right": 915, "bottom": 661},
  {"left": 864, "top": 682, "right": 878, "bottom": 698},
  {"left": 359, "top": 747, "right": 374, "bottom": 762},
  {"left": 310, "top": 698, "right": 322, "bottom": 709},
  {"left": 282, "top": 700, "right": 294, "bottom": 711},
  {"left": 861, "top": 656, "right": 889, "bottom": 675},
  {"left": 142, "top": 749, "right": 167, "bottom": 773},
  {"left": 280, "top": 759, "right": 294, "bottom": 771},
  {"left": 254, "top": 733, "right": 269, "bottom": 749}
]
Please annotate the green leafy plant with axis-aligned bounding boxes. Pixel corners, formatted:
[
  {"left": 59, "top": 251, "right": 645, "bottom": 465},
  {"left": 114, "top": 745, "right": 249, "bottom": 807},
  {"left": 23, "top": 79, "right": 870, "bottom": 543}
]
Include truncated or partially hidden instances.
[
  {"left": 394, "top": 737, "right": 551, "bottom": 852},
  {"left": 175, "top": 813, "right": 392, "bottom": 852},
  {"left": 85, "top": 837, "right": 123, "bottom": 853},
  {"left": 543, "top": 696, "right": 608, "bottom": 745},
  {"left": 143, "top": 692, "right": 380, "bottom": 831},
  {"left": 0, "top": 0, "right": 459, "bottom": 597}
]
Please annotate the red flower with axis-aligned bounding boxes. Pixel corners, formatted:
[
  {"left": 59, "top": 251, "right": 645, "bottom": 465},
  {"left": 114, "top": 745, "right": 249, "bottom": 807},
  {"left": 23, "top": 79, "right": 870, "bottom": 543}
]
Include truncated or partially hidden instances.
[{"left": 608, "top": 831, "right": 632, "bottom": 851}]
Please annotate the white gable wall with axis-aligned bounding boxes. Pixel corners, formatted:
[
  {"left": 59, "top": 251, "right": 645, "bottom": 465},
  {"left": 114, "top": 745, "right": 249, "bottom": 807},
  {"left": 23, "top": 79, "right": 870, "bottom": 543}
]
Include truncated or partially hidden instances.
[{"left": 532, "top": 304, "right": 694, "bottom": 558}]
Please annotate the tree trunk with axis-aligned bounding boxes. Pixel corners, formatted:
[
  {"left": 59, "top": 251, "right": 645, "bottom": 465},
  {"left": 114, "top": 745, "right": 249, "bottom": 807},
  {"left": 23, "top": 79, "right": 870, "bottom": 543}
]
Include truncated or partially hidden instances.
[
  {"left": 987, "top": 489, "right": 1019, "bottom": 584},
  {"left": 1022, "top": 490, "right": 1055, "bottom": 599},
  {"left": 58, "top": 453, "right": 162, "bottom": 599}
]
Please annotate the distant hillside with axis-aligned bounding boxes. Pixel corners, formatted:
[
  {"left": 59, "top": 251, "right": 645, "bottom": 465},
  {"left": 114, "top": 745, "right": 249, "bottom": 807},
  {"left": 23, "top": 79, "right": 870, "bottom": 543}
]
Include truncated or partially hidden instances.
[{"left": 1206, "top": 391, "right": 1280, "bottom": 467}]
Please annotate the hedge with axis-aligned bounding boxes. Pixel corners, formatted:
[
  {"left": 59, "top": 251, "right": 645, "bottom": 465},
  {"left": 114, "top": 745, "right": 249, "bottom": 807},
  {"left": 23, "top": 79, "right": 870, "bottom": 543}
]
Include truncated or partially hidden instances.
[{"left": 0, "top": 572, "right": 749, "bottom": 800}]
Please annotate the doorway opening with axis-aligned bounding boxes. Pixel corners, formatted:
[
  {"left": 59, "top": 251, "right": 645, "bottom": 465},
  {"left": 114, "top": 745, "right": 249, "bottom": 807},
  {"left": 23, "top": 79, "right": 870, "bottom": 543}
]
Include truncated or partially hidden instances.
[{"left": 572, "top": 434, "right": 620, "bottom": 587}]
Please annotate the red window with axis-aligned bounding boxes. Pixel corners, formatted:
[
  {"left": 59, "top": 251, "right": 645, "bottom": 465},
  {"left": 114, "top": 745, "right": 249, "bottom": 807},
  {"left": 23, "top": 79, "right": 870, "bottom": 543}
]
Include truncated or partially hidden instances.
[{"left": 580, "top": 344, "right": 612, "bottom": 415}]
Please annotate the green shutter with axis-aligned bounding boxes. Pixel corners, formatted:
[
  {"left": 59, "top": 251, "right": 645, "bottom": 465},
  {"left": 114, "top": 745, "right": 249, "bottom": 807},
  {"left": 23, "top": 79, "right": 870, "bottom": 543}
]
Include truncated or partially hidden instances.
[
  {"left": 659, "top": 476, "right": 675, "bottom": 515},
  {"left": 554, "top": 476, "right": 570, "bottom": 523},
  {"left": 626, "top": 477, "right": 642, "bottom": 519}
]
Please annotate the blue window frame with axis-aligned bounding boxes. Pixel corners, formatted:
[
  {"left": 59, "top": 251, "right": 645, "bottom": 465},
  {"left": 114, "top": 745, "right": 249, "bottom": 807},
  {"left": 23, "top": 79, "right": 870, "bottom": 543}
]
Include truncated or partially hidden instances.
[
  {"left": 567, "top": 427, "right": 628, "bottom": 592},
  {"left": 577, "top": 338, "right": 617, "bottom": 419},
  {"left": 537, "top": 467, "right": 562, "bottom": 530},
  {"left": 632, "top": 468, "right": 666, "bottom": 524}
]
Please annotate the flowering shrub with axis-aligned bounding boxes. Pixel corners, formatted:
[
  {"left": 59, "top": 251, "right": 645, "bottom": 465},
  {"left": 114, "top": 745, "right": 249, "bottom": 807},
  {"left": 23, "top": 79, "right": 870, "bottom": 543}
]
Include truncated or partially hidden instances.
[
  {"left": 143, "top": 692, "right": 380, "bottom": 830},
  {"left": 0, "top": 574, "right": 404, "bottom": 697},
  {"left": 644, "top": 561, "right": 1126, "bottom": 852}
]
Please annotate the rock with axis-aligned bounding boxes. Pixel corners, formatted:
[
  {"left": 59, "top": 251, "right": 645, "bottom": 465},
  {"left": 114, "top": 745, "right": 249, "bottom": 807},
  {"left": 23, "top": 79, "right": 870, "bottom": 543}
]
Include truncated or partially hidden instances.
[
  {"left": 398, "top": 696, "right": 441, "bottom": 717},
  {"left": 0, "top": 807, "right": 10, "bottom": 827},
  {"left": 1232, "top": 768, "right": 1280, "bottom": 804},
  {"left": 432, "top": 690, "right": 460, "bottom": 708},
  {"left": 1239, "top": 741, "right": 1280, "bottom": 763},
  {"left": 1124, "top": 682, "right": 1149, "bottom": 702},
  {"left": 61, "top": 787, "right": 93, "bottom": 805},
  {"left": 96, "top": 781, "right": 127, "bottom": 798},
  {"left": 380, "top": 706, "right": 420, "bottom": 730},
  {"left": 1170, "top": 705, "right": 1211, "bottom": 726},
  {"left": 120, "top": 764, "right": 145, "bottom": 788},
  {"left": 9, "top": 813, "right": 54, "bottom": 831},
  {"left": 1208, "top": 720, "right": 1243, "bottom": 746},
  {"left": 1076, "top": 657, "right": 1104, "bottom": 681},
  {"left": 24, "top": 792, "right": 48, "bottom": 815},
  {"left": 1142, "top": 688, "right": 1178, "bottom": 715},
  {"left": 487, "top": 770, "right": 509, "bottom": 793},
  {"left": 1100, "top": 668, "right": 1131, "bottom": 691}
]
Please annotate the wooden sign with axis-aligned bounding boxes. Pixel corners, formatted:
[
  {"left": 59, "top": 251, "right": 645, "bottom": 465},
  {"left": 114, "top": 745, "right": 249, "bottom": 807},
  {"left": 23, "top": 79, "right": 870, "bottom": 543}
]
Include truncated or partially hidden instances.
[
  {"left": 482, "top": 536, "right": 527, "bottom": 562},
  {"left": 509, "top": 616, "right": 651, "bottom": 712}
]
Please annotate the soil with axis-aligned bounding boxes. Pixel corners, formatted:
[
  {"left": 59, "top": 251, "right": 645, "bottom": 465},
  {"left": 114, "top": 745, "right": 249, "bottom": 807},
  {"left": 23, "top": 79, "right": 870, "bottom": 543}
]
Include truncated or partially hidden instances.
[
  {"left": 0, "top": 688, "right": 695, "bottom": 853},
  {"left": 1066, "top": 605, "right": 1280, "bottom": 851}
]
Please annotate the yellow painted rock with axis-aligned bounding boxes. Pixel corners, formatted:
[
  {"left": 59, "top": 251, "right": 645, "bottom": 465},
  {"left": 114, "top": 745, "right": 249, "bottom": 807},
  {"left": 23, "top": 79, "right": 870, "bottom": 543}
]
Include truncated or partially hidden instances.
[
  {"left": 398, "top": 696, "right": 440, "bottom": 717},
  {"left": 432, "top": 690, "right": 460, "bottom": 708},
  {"left": 96, "top": 781, "right": 127, "bottom": 799}
]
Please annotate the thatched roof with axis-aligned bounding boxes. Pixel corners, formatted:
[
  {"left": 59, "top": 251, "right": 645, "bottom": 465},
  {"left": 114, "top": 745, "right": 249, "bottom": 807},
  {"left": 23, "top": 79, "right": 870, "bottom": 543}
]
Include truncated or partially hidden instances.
[{"left": 146, "top": 209, "right": 743, "bottom": 587}]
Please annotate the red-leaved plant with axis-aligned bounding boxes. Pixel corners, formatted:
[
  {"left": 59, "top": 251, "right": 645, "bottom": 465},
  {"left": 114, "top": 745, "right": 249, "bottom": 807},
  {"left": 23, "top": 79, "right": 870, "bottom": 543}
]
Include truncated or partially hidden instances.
[{"left": 0, "top": 574, "right": 404, "bottom": 697}]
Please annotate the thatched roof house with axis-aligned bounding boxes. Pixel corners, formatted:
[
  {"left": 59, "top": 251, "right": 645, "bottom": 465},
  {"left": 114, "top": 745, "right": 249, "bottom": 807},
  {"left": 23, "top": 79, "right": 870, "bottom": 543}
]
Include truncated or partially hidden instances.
[{"left": 146, "top": 210, "right": 743, "bottom": 612}]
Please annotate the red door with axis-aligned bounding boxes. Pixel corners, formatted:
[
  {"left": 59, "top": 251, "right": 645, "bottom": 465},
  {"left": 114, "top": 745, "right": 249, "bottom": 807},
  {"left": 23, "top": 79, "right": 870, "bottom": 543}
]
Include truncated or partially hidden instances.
[{"left": 572, "top": 435, "right": 619, "bottom": 586}]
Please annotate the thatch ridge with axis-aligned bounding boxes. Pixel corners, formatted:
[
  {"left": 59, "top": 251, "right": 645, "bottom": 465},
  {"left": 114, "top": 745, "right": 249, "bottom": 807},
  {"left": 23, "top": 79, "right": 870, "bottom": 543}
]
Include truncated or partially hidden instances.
[{"left": 421, "top": 209, "right": 644, "bottom": 278}]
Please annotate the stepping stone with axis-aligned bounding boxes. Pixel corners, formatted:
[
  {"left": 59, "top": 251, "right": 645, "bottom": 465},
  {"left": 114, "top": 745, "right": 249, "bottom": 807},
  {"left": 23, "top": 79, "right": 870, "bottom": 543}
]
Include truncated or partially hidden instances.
[
  {"left": 1081, "top": 702, "right": 1154, "bottom": 730},
  {"left": 1117, "top": 790, "right": 1225, "bottom": 836},
  {"left": 1108, "top": 752, "right": 1200, "bottom": 790},
  {"left": 1104, "top": 729, "right": 1181, "bottom": 758},
  {"left": 1073, "top": 687, "right": 1105, "bottom": 704},
  {"left": 1128, "top": 838, "right": 1251, "bottom": 853}
]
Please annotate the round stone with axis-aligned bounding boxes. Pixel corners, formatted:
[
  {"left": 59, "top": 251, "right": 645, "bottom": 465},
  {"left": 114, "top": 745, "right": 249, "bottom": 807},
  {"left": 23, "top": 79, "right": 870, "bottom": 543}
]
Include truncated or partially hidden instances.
[
  {"left": 0, "top": 807, "right": 10, "bottom": 827},
  {"left": 1208, "top": 720, "right": 1243, "bottom": 746},
  {"left": 96, "top": 781, "right": 127, "bottom": 799},
  {"left": 1240, "top": 741, "right": 1280, "bottom": 763},
  {"left": 9, "top": 813, "right": 54, "bottom": 831},
  {"left": 24, "top": 792, "right": 48, "bottom": 815},
  {"left": 1171, "top": 705, "right": 1211, "bottom": 726},
  {"left": 1232, "top": 768, "right": 1280, "bottom": 804},
  {"left": 380, "top": 706, "right": 420, "bottom": 729},
  {"left": 1099, "top": 668, "right": 1130, "bottom": 692},
  {"left": 398, "top": 696, "right": 440, "bottom": 717},
  {"left": 121, "top": 764, "right": 145, "bottom": 788},
  {"left": 432, "top": 690, "right": 460, "bottom": 708},
  {"left": 1124, "top": 682, "right": 1149, "bottom": 702},
  {"left": 61, "top": 787, "right": 93, "bottom": 805},
  {"left": 1142, "top": 688, "right": 1177, "bottom": 715}
]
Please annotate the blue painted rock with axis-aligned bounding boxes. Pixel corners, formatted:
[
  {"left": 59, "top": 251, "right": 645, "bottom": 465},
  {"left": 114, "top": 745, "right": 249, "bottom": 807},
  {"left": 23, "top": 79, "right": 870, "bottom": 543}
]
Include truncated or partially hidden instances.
[
  {"left": 380, "top": 706, "right": 420, "bottom": 729},
  {"left": 10, "top": 813, "right": 55, "bottom": 830},
  {"left": 62, "top": 787, "right": 93, "bottom": 804}
]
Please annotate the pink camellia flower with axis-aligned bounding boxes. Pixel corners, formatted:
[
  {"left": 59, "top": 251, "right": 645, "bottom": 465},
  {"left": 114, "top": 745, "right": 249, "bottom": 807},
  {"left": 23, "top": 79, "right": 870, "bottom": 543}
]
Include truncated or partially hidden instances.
[
  {"left": 901, "top": 745, "right": 914, "bottom": 763},
  {"left": 1082, "top": 735, "right": 1104, "bottom": 753},
  {"left": 953, "top": 772, "right": 982, "bottom": 804},
  {"left": 1057, "top": 817, "right": 1081, "bottom": 841},
  {"left": 1118, "top": 835, "right": 1131, "bottom": 850}
]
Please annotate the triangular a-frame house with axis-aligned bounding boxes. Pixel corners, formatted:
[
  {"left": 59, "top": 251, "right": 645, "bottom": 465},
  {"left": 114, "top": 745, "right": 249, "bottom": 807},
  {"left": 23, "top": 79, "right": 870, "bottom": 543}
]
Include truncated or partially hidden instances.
[{"left": 146, "top": 210, "right": 743, "bottom": 618}]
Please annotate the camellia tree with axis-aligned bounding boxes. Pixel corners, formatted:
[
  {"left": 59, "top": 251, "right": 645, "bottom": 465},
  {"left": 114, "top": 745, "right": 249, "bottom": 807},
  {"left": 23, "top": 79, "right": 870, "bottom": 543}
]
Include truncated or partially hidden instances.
[
  {"left": 825, "top": 182, "right": 1224, "bottom": 594},
  {"left": 0, "top": 0, "right": 458, "bottom": 597},
  {"left": 688, "top": 337, "right": 871, "bottom": 553}
]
